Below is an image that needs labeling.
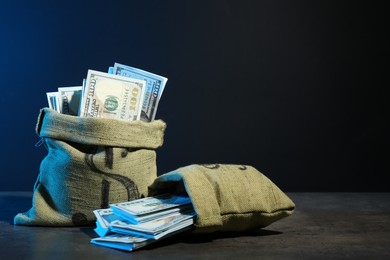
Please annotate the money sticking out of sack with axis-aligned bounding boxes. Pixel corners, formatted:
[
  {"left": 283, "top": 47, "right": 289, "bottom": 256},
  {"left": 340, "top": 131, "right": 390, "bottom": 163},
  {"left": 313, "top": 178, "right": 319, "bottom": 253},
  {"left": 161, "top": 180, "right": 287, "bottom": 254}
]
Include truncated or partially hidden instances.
[
  {"left": 46, "top": 63, "right": 168, "bottom": 122},
  {"left": 90, "top": 194, "right": 197, "bottom": 252}
]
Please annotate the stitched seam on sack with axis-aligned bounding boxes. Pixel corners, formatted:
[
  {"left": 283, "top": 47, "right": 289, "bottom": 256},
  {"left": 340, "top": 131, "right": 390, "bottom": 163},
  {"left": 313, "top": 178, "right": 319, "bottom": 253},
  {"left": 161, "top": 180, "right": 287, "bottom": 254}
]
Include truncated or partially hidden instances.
[
  {"left": 220, "top": 207, "right": 295, "bottom": 216},
  {"left": 198, "top": 215, "right": 222, "bottom": 221}
]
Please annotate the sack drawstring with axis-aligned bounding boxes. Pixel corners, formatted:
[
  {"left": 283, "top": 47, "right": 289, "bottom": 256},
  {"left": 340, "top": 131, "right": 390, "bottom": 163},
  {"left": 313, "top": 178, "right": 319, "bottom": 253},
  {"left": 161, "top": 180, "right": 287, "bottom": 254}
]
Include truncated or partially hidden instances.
[{"left": 35, "top": 137, "right": 48, "bottom": 151}]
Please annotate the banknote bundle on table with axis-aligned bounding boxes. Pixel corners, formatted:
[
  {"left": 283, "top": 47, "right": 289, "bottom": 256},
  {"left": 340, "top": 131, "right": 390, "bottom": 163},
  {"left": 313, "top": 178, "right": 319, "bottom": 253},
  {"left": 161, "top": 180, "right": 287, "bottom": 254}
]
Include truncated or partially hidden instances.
[
  {"left": 46, "top": 63, "right": 167, "bottom": 122},
  {"left": 91, "top": 194, "right": 197, "bottom": 252}
]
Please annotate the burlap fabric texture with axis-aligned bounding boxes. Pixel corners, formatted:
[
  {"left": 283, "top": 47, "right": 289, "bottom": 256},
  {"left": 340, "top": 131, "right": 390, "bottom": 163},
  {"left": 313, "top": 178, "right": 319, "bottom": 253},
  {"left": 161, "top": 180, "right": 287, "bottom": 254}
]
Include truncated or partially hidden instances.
[
  {"left": 149, "top": 164, "right": 295, "bottom": 233},
  {"left": 14, "top": 108, "right": 166, "bottom": 226}
]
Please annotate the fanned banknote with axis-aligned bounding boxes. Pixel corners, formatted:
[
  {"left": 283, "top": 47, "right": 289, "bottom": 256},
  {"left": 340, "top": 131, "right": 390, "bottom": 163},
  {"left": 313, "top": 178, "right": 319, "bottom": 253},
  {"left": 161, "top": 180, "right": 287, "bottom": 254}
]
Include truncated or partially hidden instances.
[
  {"left": 91, "top": 194, "right": 196, "bottom": 252},
  {"left": 79, "top": 70, "right": 146, "bottom": 120},
  {"left": 110, "top": 212, "right": 196, "bottom": 239},
  {"left": 112, "top": 194, "right": 192, "bottom": 215},
  {"left": 90, "top": 234, "right": 152, "bottom": 252},
  {"left": 94, "top": 207, "right": 195, "bottom": 239},
  {"left": 45, "top": 63, "right": 167, "bottom": 121},
  {"left": 93, "top": 208, "right": 125, "bottom": 237},
  {"left": 91, "top": 225, "right": 193, "bottom": 252},
  {"left": 110, "top": 194, "right": 192, "bottom": 224},
  {"left": 58, "top": 86, "right": 82, "bottom": 116},
  {"left": 113, "top": 63, "right": 167, "bottom": 122},
  {"left": 46, "top": 92, "right": 60, "bottom": 112}
]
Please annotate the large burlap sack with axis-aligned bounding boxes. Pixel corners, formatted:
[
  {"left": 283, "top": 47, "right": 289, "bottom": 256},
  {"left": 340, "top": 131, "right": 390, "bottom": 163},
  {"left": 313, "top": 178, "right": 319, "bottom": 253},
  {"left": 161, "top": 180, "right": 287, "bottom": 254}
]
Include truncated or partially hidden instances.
[
  {"left": 14, "top": 108, "right": 166, "bottom": 226},
  {"left": 149, "top": 164, "right": 295, "bottom": 233}
]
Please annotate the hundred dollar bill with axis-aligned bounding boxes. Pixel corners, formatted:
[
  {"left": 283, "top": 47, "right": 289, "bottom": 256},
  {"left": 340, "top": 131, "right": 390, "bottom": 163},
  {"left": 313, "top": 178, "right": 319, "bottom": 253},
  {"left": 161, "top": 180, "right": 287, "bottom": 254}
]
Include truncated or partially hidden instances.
[
  {"left": 46, "top": 92, "right": 60, "bottom": 112},
  {"left": 93, "top": 208, "right": 125, "bottom": 237},
  {"left": 110, "top": 194, "right": 192, "bottom": 224},
  {"left": 90, "top": 233, "right": 152, "bottom": 252},
  {"left": 79, "top": 70, "right": 146, "bottom": 121},
  {"left": 113, "top": 63, "right": 167, "bottom": 122},
  {"left": 111, "top": 194, "right": 192, "bottom": 216},
  {"left": 91, "top": 223, "right": 193, "bottom": 251},
  {"left": 110, "top": 210, "right": 196, "bottom": 238},
  {"left": 111, "top": 218, "right": 194, "bottom": 240},
  {"left": 93, "top": 207, "right": 195, "bottom": 238},
  {"left": 112, "top": 210, "right": 196, "bottom": 234},
  {"left": 58, "top": 86, "right": 82, "bottom": 116}
]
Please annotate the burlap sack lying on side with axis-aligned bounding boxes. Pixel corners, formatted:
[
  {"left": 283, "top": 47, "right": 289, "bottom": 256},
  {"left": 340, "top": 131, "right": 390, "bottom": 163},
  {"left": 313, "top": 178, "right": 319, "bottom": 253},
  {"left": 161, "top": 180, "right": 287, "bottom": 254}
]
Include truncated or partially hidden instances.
[
  {"left": 149, "top": 164, "right": 295, "bottom": 233},
  {"left": 14, "top": 108, "right": 166, "bottom": 226}
]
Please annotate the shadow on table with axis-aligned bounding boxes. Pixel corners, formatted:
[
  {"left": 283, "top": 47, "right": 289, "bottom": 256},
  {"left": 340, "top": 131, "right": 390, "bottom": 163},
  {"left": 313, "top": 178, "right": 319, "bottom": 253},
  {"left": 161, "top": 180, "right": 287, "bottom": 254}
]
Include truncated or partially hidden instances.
[
  {"left": 79, "top": 226, "right": 99, "bottom": 238},
  {"left": 143, "top": 228, "right": 283, "bottom": 250}
]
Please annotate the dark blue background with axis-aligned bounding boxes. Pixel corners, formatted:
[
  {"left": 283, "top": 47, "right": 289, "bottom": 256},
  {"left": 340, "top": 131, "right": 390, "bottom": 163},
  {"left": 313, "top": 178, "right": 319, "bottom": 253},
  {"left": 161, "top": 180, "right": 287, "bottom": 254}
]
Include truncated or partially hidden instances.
[{"left": 0, "top": 0, "right": 388, "bottom": 191}]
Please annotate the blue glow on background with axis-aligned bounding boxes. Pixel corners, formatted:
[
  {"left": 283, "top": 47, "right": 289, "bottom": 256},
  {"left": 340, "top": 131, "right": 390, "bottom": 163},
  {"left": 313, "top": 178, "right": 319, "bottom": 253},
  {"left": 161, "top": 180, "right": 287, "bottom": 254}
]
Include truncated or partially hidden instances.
[{"left": 0, "top": 1, "right": 388, "bottom": 191}]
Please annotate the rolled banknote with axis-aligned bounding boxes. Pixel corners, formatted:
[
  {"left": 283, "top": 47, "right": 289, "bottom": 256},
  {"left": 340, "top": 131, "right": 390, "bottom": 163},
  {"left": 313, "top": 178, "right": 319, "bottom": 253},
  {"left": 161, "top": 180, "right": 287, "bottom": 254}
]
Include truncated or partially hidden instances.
[
  {"left": 79, "top": 70, "right": 146, "bottom": 121},
  {"left": 113, "top": 63, "right": 167, "bottom": 122},
  {"left": 58, "top": 86, "right": 82, "bottom": 116}
]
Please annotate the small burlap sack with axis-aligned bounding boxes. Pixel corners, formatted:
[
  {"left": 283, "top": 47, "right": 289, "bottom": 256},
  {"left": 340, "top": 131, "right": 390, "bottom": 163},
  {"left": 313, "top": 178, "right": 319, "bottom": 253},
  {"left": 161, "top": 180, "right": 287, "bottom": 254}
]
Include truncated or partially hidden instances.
[
  {"left": 14, "top": 108, "right": 166, "bottom": 226},
  {"left": 149, "top": 164, "right": 295, "bottom": 233}
]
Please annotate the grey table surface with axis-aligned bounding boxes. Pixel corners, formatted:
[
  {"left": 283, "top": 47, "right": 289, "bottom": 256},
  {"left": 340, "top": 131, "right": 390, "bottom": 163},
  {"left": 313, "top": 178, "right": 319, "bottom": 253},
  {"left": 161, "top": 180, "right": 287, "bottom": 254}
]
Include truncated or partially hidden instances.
[{"left": 1, "top": 192, "right": 389, "bottom": 259}]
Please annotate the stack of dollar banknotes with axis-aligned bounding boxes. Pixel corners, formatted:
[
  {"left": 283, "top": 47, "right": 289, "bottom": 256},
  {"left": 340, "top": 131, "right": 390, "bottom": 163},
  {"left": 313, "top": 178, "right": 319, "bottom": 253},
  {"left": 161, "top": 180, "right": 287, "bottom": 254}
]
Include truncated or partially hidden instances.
[
  {"left": 91, "top": 194, "right": 197, "bottom": 251},
  {"left": 46, "top": 62, "right": 168, "bottom": 122}
]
